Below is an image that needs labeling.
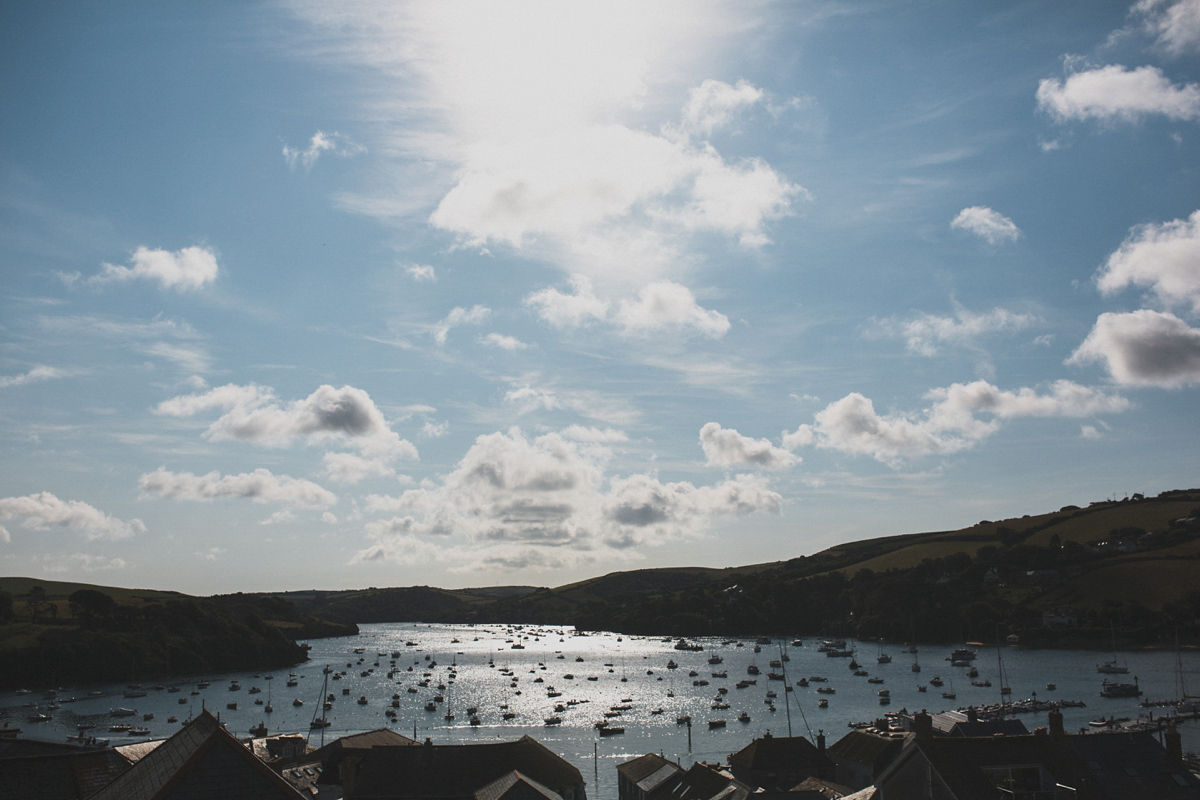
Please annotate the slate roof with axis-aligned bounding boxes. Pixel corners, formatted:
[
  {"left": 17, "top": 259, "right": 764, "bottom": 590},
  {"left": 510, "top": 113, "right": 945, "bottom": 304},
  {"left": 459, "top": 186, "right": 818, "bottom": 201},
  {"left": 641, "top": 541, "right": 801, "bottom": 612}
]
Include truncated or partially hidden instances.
[
  {"left": 728, "top": 734, "right": 825, "bottom": 771},
  {"left": 617, "top": 752, "right": 683, "bottom": 794},
  {"left": 929, "top": 711, "right": 1029, "bottom": 738},
  {"left": 789, "top": 776, "right": 853, "bottom": 798},
  {"left": 1064, "top": 731, "right": 1200, "bottom": 799},
  {"left": 474, "top": 770, "right": 563, "bottom": 800},
  {"left": 0, "top": 747, "right": 131, "bottom": 800},
  {"left": 658, "top": 762, "right": 752, "bottom": 800},
  {"left": 826, "top": 730, "right": 908, "bottom": 775},
  {"left": 348, "top": 736, "right": 584, "bottom": 800},
  {"left": 87, "top": 709, "right": 305, "bottom": 800}
]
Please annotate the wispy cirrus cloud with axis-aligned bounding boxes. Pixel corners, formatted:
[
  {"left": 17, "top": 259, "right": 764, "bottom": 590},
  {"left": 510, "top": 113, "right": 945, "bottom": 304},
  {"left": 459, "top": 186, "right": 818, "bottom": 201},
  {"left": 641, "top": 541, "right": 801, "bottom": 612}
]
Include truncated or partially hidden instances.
[
  {"left": 282, "top": 130, "right": 365, "bottom": 170},
  {"left": 0, "top": 365, "right": 69, "bottom": 389},
  {"left": 874, "top": 305, "right": 1038, "bottom": 356}
]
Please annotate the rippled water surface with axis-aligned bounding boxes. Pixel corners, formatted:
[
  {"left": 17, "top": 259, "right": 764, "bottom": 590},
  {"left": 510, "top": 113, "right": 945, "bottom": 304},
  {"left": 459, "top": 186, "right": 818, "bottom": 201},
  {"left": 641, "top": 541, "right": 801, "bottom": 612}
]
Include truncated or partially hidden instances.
[{"left": 4, "top": 623, "right": 1199, "bottom": 799}]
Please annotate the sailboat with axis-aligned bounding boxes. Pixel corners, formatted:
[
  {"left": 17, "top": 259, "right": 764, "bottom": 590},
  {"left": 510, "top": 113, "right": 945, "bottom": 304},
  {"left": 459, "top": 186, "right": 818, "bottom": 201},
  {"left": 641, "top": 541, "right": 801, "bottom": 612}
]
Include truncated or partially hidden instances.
[
  {"left": 876, "top": 635, "right": 891, "bottom": 664},
  {"left": 997, "top": 631, "right": 1011, "bottom": 696},
  {"left": 310, "top": 670, "right": 332, "bottom": 729},
  {"left": 265, "top": 676, "right": 273, "bottom": 714},
  {"left": 1097, "top": 623, "right": 1129, "bottom": 674},
  {"left": 942, "top": 675, "right": 956, "bottom": 700}
]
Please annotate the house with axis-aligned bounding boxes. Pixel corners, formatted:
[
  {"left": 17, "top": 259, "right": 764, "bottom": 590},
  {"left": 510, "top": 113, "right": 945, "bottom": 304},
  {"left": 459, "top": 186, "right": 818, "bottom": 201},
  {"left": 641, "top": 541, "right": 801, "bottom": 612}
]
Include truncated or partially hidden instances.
[
  {"left": 825, "top": 728, "right": 909, "bottom": 790},
  {"left": 657, "top": 762, "right": 753, "bottom": 800},
  {"left": 616, "top": 753, "right": 683, "bottom": 800},
  {"left": 921, "top": 708, "right": 1029, "bottom": 738},
  {"left": 346, "top": 735, "right": 586, "bottom": 800},
  {"left": 308, "top": 727, "right": 418, "bottom": 790},
  {"left": 474, "top": 770, "right": 564, "bottom": 800},
  {"left": 87, "top": 708, "right": 306, "bottom": 800},
  {"left": 861, "top": 711, "right": 1200, "bottom": 799},
  {"left": 726, "top": 731, "right": 831, "bottom": 790},
  {"left": 0, "top": 742, "right": 131, "bottom": 800}
]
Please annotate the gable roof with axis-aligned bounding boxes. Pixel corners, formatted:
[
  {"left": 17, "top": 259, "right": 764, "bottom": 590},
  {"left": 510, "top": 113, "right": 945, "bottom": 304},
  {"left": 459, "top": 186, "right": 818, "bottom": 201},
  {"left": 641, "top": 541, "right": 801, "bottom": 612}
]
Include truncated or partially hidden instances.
[
  {"left": 728, "top": 734, "right": 824, "bottom": 771},
  {"left": 474, "top": 770, "right": 563, "bottom": 800},
  {"left": 87, "top": 709, "right": 305, "bottom": 800},
  {"left": 348, "top": 736, "right": 584, "bottom": 799},
  {"left": 659, "top": 763, "right": 752, "bottom": 800},
  {"left": 1064, "top": 731, "right": 1200, "bottom": 799},
  {"left": 826, "top": 730, "right": 908, "bottom": 774}
]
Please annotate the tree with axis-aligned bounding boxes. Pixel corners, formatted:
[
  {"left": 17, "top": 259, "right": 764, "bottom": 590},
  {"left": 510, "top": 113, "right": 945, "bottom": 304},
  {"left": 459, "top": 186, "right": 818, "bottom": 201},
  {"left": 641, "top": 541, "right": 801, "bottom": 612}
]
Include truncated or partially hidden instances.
[
  {"left": 0, "top": 590, "right": 13, "bottom": 623},
  {"left": 69, "top": 589, "right": 116, "bottom": 623},
  {"left": 25, "top": 585, "right": 47, "bottom": 623}
]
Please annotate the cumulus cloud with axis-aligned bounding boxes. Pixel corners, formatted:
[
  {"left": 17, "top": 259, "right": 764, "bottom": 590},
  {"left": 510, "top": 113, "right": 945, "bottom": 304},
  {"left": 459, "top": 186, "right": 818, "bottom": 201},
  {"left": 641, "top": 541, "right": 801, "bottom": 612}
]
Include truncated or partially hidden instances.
[
  {"left": 351, "top": 427, "right": 780, "bottom": 568},
  {"left": 480, "top": 333, "right": 528, "bottom": 350},
  {"left": 525, "top": 275, "right": 611, "bottom": 329},
  {"left": 1037, "top": 64, "right": 1200, "bottom": 123},
  {"left": 785, "top": 380, "right": 1129, "bottom": 465},
  {"left": 1134, "top": 0, "right": 1200, "bottom": 55},
  {"left": 89, "top": 246, "right": 219, "bottom": 291},
  {"left": 420, "top": 420, "right": 449, "bottom": 438},
  {"left": 1095, "top": 209, "right": 1200, "bottom": 312},
  {"left": 138, "top": 467, "right": 337, "bottom": 507},
  {"left": 406, "top": 264, "right": 437, "bottom": 282},
  {"left": 614, "top": 281, "right": 731, "bottom": 338},
  {"left": 260, "top": 510, "right": 296, "bottom": 526},
  {"left": 1068, "top": 309, "right": 1200, "bottom": 387},
  {"left": 560, "top": 425, "right": 628, "bottom": 443},
  {"left": 0, "top": 492, "right": 145, "bottom": 540},
  {"left": 0, "top": 365, "right": 68, "bottom": 389},
  {"left": 682, "top": 79, "right": 764, "bottom": 135},
  {"left": 282, "top": 130, "right": 365, "bottom": 170},
  {"left": 699, "top": 422, "right": 798, "bottom": 470},
  {"left": 288, "top": 4, "right": 799, "bottom": 283},
  {"left": 951, "top": 206, "right": 1022, "bottom": 244},
  {"left": 154, "top": 383, "right": 418, "bottom": 459},
  {"left": 434, "top": 305, "right": 490, "bottom": 344},
  {"left": 877, "top": 306, "right": 1038, "bottom": 356}
]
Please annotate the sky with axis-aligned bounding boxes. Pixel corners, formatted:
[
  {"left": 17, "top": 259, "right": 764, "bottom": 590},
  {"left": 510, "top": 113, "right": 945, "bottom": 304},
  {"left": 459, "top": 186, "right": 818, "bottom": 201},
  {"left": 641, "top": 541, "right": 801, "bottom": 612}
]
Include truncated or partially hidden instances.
[{"left": 2, "top": 1, "right": 1199, "bottom": 596}]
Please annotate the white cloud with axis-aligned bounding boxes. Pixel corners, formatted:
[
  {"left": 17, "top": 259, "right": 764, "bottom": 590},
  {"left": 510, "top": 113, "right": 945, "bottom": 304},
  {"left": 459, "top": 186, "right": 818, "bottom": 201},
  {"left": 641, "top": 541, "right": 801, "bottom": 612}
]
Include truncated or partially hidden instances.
[
  {"left": 525, "top": 275, "right": 611, "bottom": 329},
  {"left": 261, "top": 510, "right": 296, "bottom": 526},
  {"left": 0, "top": 525, "right": 9, "bottom": 544},
  {"left": 699, "top": 422, "right": 798, "bottom": 470},
  {"left": 785, "top": 380, "right": 1129, "bottom": 465},
  {"left": 139, "top": 342, "right": 213, "bottom": 374},
  {"left": 951, "top": 206, "right": 1022, "bottom": 244},
  {"left": 351, "top": 427, "right": 780, "bottom": 568},
  {"left": 560, "top": 425, "right": 628, "bottom": 443},
  {"left": 41, "top": 553, "right": 127, "bottom": 573},
  {"left": 406, "top": 264, "right": 437, "bottom": 282},
  {"left": 877, "top": 306, "right": 1038, "bottom": 356},
  {"left": 0, "top": 492, "right": 145, "bottom": 541},
  {"left": 434, "top": 305, "right": 491, "bottom": 344},
  {"left": 0, "top": 365, "right": 68, "bottom": 389},
  {"left": 420, "top": 420, "right": 449, "bottom": 438},
  {"left": 90, "top": 246, "right": 219, "bottom": 291},
  {"left": 614, "top": 281, "right": 731, "bottom": 338},
  {"left": 199, "top": 547, "right": 224, "bottom": 561},
  {"left": 1095, "top": 209, "right": 1200, "bottom": 312},
  {"left": 504, "top": 383, "right": 641, "bottom": 427},
  {"left": 322, "top": 511, "right": 338, "bottom": 524},
  {"left": 1037, "top": 64, "right": 1200, "bottom": 123},
  {"left": 480, "top": 333, "right": 528, "bottom": 350},
  {"left": 1068, "top": 309, "right": 1200, "bottom": 387},
  {"left": 282, "top": 130, "right": 365, "bottom": 170},
  {"left": 1081, "top": 425, "right": 1103, "bottom": 439},
  {"left": 155, "top": 383, "right": 418, "bottom": 459},
  {"left": 288, "top": 3, "right": 799, "bottom": 284},
  {"left": 323, "top": 452, "right": 396, "bottom": 484},
  {"left": 682, "top": 79, "right": 764, "bottom": 135},
  {"left": 139, "top": 467, "right": 337, "bottom": 507},
  {"left": 1135, "top": 0, "right": 1200, "bottom": 56}
]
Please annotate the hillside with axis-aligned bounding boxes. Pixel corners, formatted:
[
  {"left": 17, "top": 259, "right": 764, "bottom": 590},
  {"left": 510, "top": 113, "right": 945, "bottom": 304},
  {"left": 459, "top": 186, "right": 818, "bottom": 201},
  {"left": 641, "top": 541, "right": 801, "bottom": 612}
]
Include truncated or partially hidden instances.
[
  {"left": 0, "top": 580, "right": 357, "bottom": 690},
  {"left": 262, "top": 487, "right": 1200, "bottom": 648}
]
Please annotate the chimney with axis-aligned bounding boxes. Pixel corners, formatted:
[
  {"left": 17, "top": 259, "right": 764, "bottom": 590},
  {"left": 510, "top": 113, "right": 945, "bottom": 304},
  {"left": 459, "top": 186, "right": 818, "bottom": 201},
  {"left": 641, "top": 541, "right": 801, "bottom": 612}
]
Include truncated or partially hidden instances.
[
  {"left": 817, "top": 730, "right": 827, "bottom": 780},
  {"left": 1048, "top": 708, "right": 1065, "bottom": 739},
  {"left": 966, "top": 706, "right": 978, "bottom": 723},
  {"left": 913, "top": 710, "right": 933, "bottom": 741},
  {"left": 1165, "top": 721, "right": 1183, "bottom": 763},
  {"left": 423, "top": 737, "right": 433, "bottom": 767}
]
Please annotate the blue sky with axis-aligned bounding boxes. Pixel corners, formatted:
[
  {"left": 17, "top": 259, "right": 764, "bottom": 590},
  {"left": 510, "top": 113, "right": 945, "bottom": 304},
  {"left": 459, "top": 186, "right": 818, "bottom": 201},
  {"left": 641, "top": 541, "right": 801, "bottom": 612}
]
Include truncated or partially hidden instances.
[{"left": 2, "top": 1, "right": 1199, "bottom": 595}]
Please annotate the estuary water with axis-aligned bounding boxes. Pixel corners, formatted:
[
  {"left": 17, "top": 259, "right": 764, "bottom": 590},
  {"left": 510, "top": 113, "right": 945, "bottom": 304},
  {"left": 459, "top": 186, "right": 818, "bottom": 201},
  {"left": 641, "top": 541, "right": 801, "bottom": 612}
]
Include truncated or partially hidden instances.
[{"left": 4, "top": 622, "right": 1199, "bottom": 799}]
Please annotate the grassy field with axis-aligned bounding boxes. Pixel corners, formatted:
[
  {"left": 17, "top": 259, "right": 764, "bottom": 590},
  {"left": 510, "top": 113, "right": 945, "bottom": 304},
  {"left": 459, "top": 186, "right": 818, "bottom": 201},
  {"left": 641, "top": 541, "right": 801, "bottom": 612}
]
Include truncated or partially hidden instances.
[
  {"left": 1026, "top": 500, "right": 1198, "bottom": 546},
  {"left": 832, "top": 538, "right": 1002, "bottom": 574},
  {"left": 0, "top": 576, "right": 185, "bottom": 601},
  {"left": 1042, "top": 557, "right": 1199, "bottom": 611}
]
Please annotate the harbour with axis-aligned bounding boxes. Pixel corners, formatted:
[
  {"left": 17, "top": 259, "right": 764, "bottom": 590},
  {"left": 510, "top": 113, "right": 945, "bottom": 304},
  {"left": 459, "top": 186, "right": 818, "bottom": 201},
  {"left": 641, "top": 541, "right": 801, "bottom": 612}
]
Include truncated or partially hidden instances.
[{"left": 4, "top": 622, "right": 1199, "bottom": 798}]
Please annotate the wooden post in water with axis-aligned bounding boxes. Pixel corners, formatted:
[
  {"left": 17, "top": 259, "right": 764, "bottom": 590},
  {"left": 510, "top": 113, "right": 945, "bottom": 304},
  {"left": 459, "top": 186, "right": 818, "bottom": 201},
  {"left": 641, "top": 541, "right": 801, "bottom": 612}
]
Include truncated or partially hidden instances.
[{"left": 686, "top": 717, "right": 692, "bottom": 751}]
